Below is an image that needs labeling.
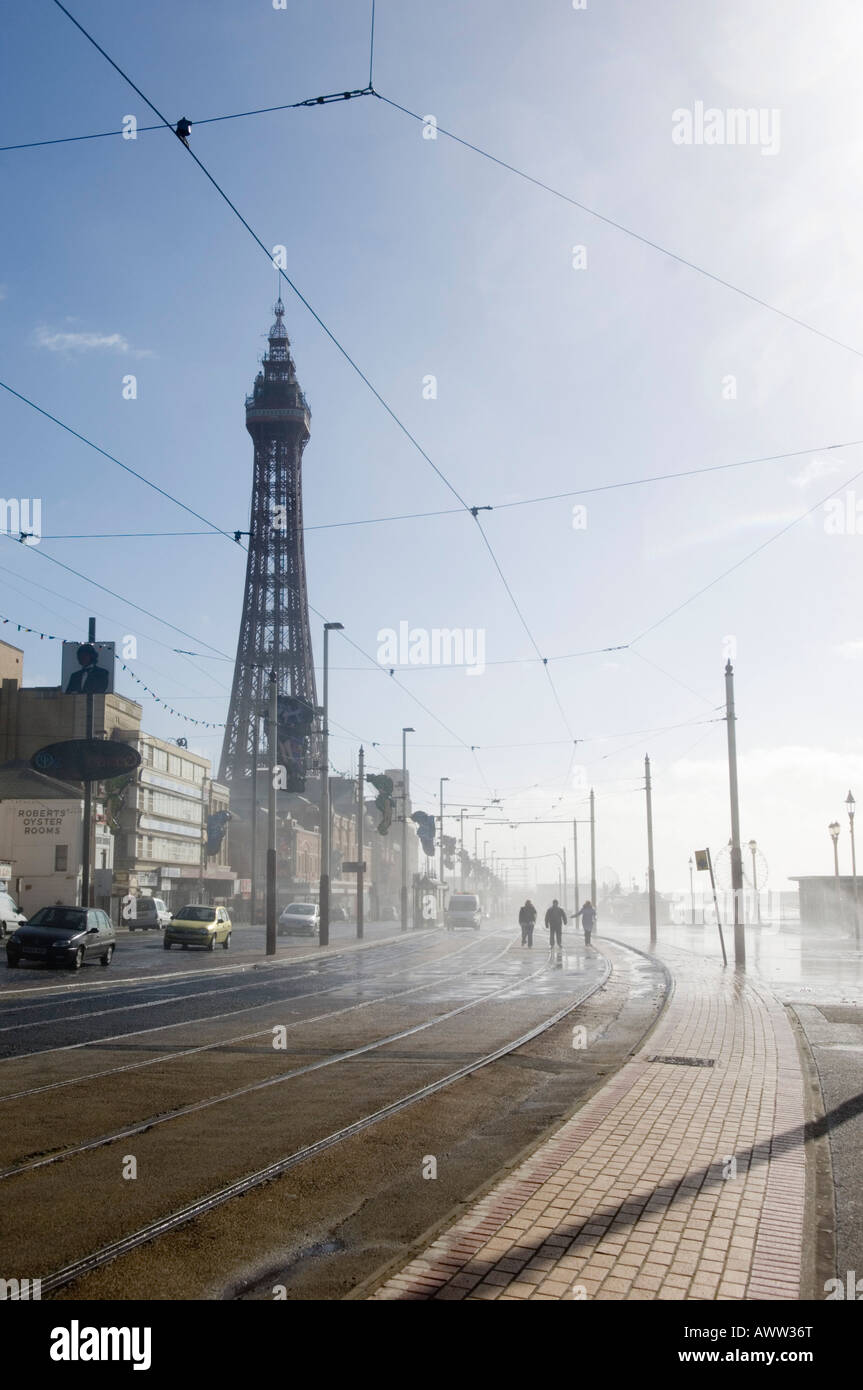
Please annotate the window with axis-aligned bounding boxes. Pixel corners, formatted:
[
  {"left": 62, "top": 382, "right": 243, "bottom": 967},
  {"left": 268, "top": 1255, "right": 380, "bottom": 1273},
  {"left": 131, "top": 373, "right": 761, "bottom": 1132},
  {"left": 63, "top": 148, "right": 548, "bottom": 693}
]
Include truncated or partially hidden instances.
[
  {"left": 54, "top": 844, "right": 68, "bottom": 872},
  {"left": 167, "top": 754, "right": 181, "bottom": 776},
  {"left": 152, "top": 746, "right": 168, "bottom": 772}
]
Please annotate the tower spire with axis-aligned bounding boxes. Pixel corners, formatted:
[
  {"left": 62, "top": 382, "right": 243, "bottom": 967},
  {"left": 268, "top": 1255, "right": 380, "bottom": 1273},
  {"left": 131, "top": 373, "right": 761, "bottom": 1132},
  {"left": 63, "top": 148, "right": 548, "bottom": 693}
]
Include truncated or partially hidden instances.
[{"left": 219, "top": 300, "right": 319, "bottom": 875}]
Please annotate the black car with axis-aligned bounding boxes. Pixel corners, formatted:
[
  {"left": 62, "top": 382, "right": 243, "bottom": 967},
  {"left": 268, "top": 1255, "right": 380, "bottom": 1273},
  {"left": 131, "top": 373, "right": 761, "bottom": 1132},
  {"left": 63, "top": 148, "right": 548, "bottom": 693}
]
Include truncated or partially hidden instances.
[{"left": 6, "top": 906, "right": 116, "bottom": 970}]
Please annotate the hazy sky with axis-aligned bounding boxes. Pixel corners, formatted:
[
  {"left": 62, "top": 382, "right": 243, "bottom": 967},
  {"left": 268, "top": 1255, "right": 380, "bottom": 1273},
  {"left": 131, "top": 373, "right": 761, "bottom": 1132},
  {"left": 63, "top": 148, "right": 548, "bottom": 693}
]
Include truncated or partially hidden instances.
[{"left": 3, "top": 0, "right": 863, "bottom": 898}]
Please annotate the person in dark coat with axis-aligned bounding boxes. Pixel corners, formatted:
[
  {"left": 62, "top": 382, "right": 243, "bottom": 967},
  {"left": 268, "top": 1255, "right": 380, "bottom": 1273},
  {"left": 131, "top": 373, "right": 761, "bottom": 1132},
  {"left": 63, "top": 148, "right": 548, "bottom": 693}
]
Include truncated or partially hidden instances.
[
  {"left": 544, "top": 898, "right": 567, "bottom": 949},
  {"left": 518, "top": 899, "right": 537, "bottom": 947},
  {"left": 65, "top": 643, "right": 110, "bottom": 694},
  {"left": 575, "top": 900, "right": 597, "bottom": 945}
]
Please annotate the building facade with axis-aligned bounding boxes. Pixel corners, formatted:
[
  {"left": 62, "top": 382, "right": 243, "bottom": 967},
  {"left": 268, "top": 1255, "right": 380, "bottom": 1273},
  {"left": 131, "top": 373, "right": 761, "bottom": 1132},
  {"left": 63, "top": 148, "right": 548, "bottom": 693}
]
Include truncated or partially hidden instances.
[{"left": 113, "top": 733, "right": 234, "bottom": 912}]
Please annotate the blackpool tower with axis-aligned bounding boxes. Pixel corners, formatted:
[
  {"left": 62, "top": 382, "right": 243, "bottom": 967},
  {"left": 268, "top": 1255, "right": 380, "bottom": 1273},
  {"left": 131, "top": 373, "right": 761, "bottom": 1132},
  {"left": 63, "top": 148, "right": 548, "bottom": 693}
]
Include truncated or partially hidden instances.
[{"left": 219, "top": 299, "right": 319, "bottom": 871}]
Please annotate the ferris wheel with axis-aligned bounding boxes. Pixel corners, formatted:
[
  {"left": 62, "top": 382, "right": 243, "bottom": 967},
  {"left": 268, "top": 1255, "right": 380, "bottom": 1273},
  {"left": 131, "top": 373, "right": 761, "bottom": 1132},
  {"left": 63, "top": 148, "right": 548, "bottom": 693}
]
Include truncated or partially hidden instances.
[{"left": 713, "top": 842, "right": 769, "bottom": 893}]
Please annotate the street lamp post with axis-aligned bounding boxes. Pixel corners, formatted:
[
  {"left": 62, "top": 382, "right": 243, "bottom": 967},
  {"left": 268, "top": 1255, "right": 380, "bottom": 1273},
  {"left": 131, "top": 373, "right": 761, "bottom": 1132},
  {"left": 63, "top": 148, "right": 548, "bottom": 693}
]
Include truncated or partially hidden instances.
[
  {"left": 748, "top": 839, "right": 761, "bottom": 924},
  {"left": 439, "top": 777, "right": 449, "bottom": 891},
  {"left": 846, "top": 791, "right": 858, "bottom": 935},
  {"left": 829, "top": 820, "right": 841, "bottom": 925},
  {"left": 689, "top": 855, "right": 695, "bottom": 926},
  {"left": 319, "top": 621, "right": 343, "bottom": 948},
  {"left": 459, "top": 808, "right": 467, "bottom": 890},
  {"left": 400, "top": 728, "right": 414, "bottom": 933}
]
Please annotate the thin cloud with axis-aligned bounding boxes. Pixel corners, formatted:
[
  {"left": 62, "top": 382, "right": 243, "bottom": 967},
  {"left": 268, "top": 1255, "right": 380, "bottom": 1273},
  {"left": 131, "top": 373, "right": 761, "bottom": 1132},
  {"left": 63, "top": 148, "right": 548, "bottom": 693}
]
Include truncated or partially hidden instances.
[
  {"left": 790, "top": 456, "right": 841, "bottom": 489},
  {"left": 33, "top": 325, "right": 154, "bottom": 357}
]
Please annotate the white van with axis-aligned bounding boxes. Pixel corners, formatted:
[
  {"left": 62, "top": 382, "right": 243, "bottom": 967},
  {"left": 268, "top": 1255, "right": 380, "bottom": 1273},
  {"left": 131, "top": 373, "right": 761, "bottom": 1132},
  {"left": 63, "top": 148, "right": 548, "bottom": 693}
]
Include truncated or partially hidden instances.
[
  {"left": 128, "top": 897, "right": 172, "bottom": 931},
  {"left": 0, "top": 891, "right": 26, "bottom": 938},
  {"left": 445, "top": 894, "right": 482, "bottom": 931}
]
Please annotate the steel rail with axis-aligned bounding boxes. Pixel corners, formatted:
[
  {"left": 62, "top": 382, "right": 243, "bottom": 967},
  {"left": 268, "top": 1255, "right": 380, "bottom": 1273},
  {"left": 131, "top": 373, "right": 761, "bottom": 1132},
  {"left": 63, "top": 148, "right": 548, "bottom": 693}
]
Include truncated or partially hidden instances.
[
  {"left": 37, "top": 951, "right": 614, "bottom": 1296},
  {"left": 0, "top": 934, "right": 515, "bottom": 1106},
  {"left": 1, "top": 941, "right": 543, "bottom": 1179}
]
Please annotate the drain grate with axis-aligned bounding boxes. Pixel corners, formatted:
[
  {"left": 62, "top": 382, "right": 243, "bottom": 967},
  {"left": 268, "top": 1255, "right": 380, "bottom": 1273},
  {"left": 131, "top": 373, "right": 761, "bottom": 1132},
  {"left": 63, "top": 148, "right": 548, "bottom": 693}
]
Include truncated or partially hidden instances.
[{"left": 648, "top": 1054, "right": 715, "bottom": 1068}]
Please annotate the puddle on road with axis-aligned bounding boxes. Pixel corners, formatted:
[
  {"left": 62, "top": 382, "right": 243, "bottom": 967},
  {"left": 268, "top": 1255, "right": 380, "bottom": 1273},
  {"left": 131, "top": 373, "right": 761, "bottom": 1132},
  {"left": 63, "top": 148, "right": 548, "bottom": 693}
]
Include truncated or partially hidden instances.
[{"left": 227, "top": 1236, "right": 345, "bottom": 1300}]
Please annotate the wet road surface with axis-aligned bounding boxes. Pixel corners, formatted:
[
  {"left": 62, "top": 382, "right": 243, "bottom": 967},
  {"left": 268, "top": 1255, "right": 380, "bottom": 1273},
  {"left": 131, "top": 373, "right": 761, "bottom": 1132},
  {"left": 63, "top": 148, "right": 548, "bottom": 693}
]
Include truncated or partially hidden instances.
[{"left": 0, "top": 923, "right": 636, "bottom": 1298}]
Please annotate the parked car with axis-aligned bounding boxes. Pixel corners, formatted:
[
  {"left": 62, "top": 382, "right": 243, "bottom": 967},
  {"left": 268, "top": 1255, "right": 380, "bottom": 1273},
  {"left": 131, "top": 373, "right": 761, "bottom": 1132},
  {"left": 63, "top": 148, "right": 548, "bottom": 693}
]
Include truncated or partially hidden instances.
[
  {"left": 0, "top": 891, "right": 26, "bottom": 939},
  {"left": 445, "top": 893, "right": 482, "bottom": 931},
  {"left": 277, "top": 903, "right": 320, "bottom": 937},
  {"left": 164, "top": 904, "right": 231, "bottom": 952},
  {"left": 6, "top": 906, "right": 116, "bottom": 970},
  {"left": 329, "top": 904, "right": 349, "bottom": 922},
  {"left": 127, "top": 896, "right": 171, "bottom": 932}
]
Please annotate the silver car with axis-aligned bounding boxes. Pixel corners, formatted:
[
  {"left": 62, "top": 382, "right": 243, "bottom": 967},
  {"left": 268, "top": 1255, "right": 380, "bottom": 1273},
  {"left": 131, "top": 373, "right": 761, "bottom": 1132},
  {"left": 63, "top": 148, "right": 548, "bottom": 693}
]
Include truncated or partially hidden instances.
[{"left": 277, "top": 902, "right": 320, "bottom": 937}]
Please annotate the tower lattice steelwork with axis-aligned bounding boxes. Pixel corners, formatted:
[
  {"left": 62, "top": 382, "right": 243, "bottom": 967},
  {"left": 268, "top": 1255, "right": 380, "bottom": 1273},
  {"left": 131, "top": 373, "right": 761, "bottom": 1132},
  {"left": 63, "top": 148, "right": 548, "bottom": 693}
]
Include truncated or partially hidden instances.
[{"left": 219, "top": 299, "right": 319, "bottom": 866}]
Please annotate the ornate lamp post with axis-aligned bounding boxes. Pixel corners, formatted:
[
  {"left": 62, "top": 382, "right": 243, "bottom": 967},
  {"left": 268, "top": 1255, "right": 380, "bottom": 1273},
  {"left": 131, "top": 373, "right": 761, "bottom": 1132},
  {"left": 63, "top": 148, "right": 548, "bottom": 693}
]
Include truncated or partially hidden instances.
[
  {"left": 846, "top": 791, "right": 858, "bottom": 934},
  {"left": 829, "top": 821, "right": 842, "bottom": 924},
  {"left": 748, "top": 839, "right": 761, "bottom": 924}
]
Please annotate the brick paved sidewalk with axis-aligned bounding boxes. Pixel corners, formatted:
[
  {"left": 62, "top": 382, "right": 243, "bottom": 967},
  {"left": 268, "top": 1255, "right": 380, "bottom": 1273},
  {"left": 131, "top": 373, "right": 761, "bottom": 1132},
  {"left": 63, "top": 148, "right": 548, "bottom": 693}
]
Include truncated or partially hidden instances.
[{"left": 371, "top": 947, "right": 806, "bottom": 1301}]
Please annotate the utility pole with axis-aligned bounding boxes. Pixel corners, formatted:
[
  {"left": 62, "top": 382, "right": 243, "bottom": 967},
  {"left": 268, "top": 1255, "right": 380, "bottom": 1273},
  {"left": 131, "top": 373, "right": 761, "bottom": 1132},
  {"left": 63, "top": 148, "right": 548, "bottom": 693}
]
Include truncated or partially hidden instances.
[
  {"left": 80, "top": 617, "right": 96, "bottom": 909},
  {"left": 645, "top": 754, "right": 657, "bottom": 947},
  {"left": 198, "top": 775, "right": 211, "bottom": 899},
  {"left": 250, "top": 714, "right": 259, "bottom": 927},
  {"left": 400, "top": 728, "right": 413, "bottom": 932},
  {"left": 572, "top": 819, "right": 579, "bottom": 916},
  {"left": 460, "top": 808, "right": 466, "bottom": 891},
  {"left": 439, "top": 776, "right": 449, "bottom": 889},
  {"left": 589, "top": 788, "right": 597, "bottom": 911},
  {"left": 562, "top": 845, "right": 567, "bottom": 913},
  {"left": 725, "top": 660, "right": 745, "bottom": 968},
  {"left": 357, "top": 745, "right": 365, "bottom": 940},
  {"left": 266, "top": 670, "right": 277, "bottom": 957},
  {"left": 319, "top": 621, "right": 343, "bottom": 948}
]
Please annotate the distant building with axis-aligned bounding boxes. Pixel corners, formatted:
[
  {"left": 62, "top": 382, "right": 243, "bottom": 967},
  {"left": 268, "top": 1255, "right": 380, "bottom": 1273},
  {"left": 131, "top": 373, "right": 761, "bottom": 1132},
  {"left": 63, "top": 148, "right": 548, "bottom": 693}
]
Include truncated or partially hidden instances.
[
  {"left": 788, "top": 876, "right": 857, "bottom": 929},
  {"left": 0, "top": 797, "right": 113, "bottom": 916},
  {"left": 0, "top": 648, "right": 233, "bottom": 917},
  {"left": 112, "top": 733, "right": 234, "bottom": 912}
]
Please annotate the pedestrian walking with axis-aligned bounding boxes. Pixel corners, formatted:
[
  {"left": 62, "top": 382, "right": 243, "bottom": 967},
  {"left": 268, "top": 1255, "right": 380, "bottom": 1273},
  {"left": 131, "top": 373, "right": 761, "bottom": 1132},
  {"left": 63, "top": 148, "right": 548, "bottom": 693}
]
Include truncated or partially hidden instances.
[
  {"left": 575, "top": 899, "right": 596, "bottom": 945},
  {"left": 518, "top": 899, "right": 537, "bottom": 947},
  {"left": 544, "top": 898, "right": 567, "bottom": 950}
]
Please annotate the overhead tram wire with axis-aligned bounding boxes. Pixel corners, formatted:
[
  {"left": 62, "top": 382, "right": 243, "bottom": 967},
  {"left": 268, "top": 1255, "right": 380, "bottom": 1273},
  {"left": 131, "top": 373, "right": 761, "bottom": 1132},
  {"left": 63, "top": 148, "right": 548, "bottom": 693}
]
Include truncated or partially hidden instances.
[
  {"left": 10, "top": 37, "right": 863, "bottom": 369},
  {"left": 17, "top": 435, "right": 862, "bottom": 540},
  {"left": 375, "top": 95, "right": 863, "bottom": 365},
  {"left": 0, "top": 533, "right": 233, "bottom": 660},
  {"left": 50, "top": 2, "right": 468, "bottom": 512},
  {"left": 49, "top": 1, "right": 575, "bottom": 758},
  {"left": 628, "top": 459, "right": 863, "bottom": 646},
  {"left": 43, "top": 4, "right": 808, "bottom": 750},
  {"left": 0, "top": 91, "right": 376, "bottom": 153},
  {"left": 0, "top": 381, "right": 500, "bottom": 767}
]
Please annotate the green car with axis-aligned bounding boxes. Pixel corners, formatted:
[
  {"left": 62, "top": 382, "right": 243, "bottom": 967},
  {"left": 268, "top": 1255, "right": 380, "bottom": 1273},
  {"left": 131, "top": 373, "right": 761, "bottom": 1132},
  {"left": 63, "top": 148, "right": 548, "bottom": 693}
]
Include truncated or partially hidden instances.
[{"left": 164, "top": 904, "right": 232, "bottom": 952}]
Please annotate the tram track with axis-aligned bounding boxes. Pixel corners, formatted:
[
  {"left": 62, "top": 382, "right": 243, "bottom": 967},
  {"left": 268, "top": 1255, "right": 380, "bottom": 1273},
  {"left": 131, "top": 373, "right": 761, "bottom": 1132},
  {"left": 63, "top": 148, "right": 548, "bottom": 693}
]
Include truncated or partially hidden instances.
[
  {"left": 0, "top": 936, "right": 528, "bottom": 1162},
  {"left": 0, "top": 927, "right": 453, "bottom": 1033},
  {"left": 0, "top": 931, "right": 502, "bottom": 1102},
  {"left": 31, "top": 949, "right": 614, "bottom": 1297},
  {"left": 0, "top": 928, "right": 504, "bottom": 1069}
]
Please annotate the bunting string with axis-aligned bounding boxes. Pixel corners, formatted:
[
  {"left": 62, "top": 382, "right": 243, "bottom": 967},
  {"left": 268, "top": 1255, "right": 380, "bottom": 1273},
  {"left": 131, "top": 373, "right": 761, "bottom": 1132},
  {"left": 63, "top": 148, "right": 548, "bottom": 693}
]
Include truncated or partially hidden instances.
[{"left": 0, "top": 613, "right": 226, "bottom": 729}]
